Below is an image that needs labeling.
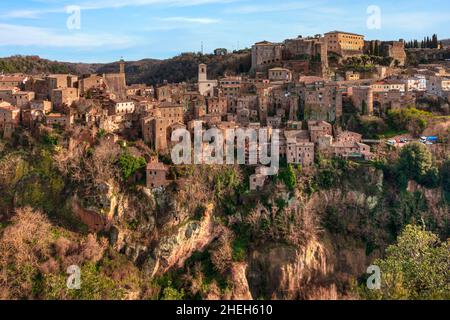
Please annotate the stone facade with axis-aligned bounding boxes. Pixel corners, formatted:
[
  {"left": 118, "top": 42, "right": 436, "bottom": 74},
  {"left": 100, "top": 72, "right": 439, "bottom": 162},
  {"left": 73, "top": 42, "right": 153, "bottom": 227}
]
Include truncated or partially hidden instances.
[
  {"left": 325, "top": 31, "right": 365, "bottom": 57},
  {"left": 351, "top": 86, "right": 374, "bottom": 115},
  {"left": 251, "top": 41, "right": 284, "bottom": 71}
]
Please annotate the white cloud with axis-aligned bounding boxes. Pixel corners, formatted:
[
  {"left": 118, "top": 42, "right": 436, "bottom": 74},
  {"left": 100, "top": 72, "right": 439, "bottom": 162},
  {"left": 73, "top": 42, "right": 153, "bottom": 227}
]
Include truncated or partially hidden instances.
[
  {"left": 381, "top": 12, "right": 450, "bottom": 31},
  {"left": 159, "top": 17, "right": 220, "bottom": 24},
  {"left": 0, "top": 23, "right": 136, "bottom": 48},
  {"left": 2, "top": 0, "right": 238, "bottom": 19},
  {"left": 225, "top": 1, "right": 319, "bottom": 14}
]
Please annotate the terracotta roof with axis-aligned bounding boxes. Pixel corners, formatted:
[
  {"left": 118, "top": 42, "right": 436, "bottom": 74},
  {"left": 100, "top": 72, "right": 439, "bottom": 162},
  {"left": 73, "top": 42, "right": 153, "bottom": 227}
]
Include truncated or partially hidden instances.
[
  {"left": 46, "top": 113, "right": 64, "bottom": 118},
  {"left": 299, "top": 76, "right": 325, "bottom": 84},
  {"left": 0, "top": 75, "right": 28, "bottom": 82},
  {"left": 0, "top": 102, "right": 19, "bottom": 111},
  {"left": 146, "top": 162, "right": 168, "bottom": 171},
  {"left": 325, "top": 30, "right": 364, "bottom": 37}
]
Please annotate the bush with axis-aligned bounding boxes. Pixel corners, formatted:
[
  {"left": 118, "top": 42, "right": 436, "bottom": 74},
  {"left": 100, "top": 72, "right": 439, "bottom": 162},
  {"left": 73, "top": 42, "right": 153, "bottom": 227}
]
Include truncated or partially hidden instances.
[
  {"left": 386, "top": 108, "right": 431, "bottom": 136},
  {"left": 118, "top": 153, "right": 146, "bottom": 180},
  {"left": 397, "top": 142, "right": 433, "bottom": 183},
  {"left": 277, "top": 164, "right": 297, "bottom": 191},
  {"left": 359, "top": 225, "right": 450, "bottom": 300}
]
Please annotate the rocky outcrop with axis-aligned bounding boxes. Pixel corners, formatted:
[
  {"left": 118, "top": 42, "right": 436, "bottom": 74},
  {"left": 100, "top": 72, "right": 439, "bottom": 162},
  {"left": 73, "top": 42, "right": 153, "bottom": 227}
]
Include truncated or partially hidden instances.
[
  {"left": 152, "top": 203, "right": 217, "bottom": 276},
  {"left": 230, "top": 263, "right": 253, "bottom": 300},
  {"left": 247, "top": 238, "right": 333, "bottom": 300},
  {"left": 71, "top": 196, "right": 110, "bottom": 232}
]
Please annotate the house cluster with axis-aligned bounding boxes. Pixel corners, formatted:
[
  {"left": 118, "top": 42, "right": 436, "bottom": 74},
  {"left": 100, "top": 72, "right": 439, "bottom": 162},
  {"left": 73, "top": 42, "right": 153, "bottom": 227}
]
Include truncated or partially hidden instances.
[
  {"left": 251, "top": 30, "right": 407, "bottom": 76},
  {"left": 1, "top": 30, "right": 449, "bottom": 191},
  {"left": 250, "top": 120, "right": 372, "bottom": 191},
  {"left": 343, "top": 64, "right": 450, "bottom": 115}
]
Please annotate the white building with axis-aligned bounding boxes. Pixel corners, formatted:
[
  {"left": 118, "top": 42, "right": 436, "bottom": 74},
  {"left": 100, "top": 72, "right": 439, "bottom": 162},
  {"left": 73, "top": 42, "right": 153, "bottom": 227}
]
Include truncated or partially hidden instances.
[
  {"left": 372, "top": 80, "right": 406, "bottom": 93},
  {"left": 110, "top": 100, "right": 135, "bottom": 115},
  {"left": 198, "top": 64, "right": 218, "bottom": 97},
  {"left": 405, "top": 75, "right": 427, "bottom": 92}
]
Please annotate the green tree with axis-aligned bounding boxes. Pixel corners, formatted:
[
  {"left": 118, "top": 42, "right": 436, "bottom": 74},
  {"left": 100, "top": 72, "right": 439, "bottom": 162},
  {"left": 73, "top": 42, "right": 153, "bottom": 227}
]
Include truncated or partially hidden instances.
[
  {"left": 279, "top": 164, "right": 297, "bottom": 191},
  {"left": 118, "top": 153, "right": 146, "bottom": 180},
  {"left": 442, "top": 158, "right": 450, "bottom": 202},
  {"left": 360, "top": 225, "right": 450, "bottom": 300},
  {"left": 161, "top": 281, "right": 185, "bottom": 300},
  {"left": 397, "top": 142, "right": 433, "bottom": 183}
]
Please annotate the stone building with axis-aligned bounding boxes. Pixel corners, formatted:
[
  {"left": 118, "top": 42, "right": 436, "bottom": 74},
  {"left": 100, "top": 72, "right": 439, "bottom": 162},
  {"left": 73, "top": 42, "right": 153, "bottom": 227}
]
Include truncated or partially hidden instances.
[
  {"left": 298, "top": 76, "right": 343, "bottom": 122},
  {"left": 78, "top": 75, "right": 104, "bottom": 96},
  {"left": 251, "top": 41, "right": 284, "bottom": 71},
  {"left": 146, "top": 159, "right": 169, "bottom": 189},
  {"left": 373, "top": 91, "right": 416, "bottom": 110},
  {"left": 336, "top": 131, "right": 362, "bottom": 143},
  {"left": 142, "top": 102, "right": 184, "bottom": 152},
  {"left": 427, "top": 76, "right": 450, "bottom": 97},
  {"left": 156, "top": 83, "right": 186, "bottom": 103},
  {"left": 12, "top": 91, "right": 35, "bottom": 108},
  {"left": 380, "top": 41, "right": 407, "bottom": 66},
  {"left": 308, "top": 120, "right": 333, "bottom": 143},
  {"left": 206, "top": 96, "right": 227, "bottom": 116},
  {"left": 0, "top": 102, "right": 20, "bottom": 138},
  {"left": 283, "top": 36, "right": 327, "bottom": 63},
  {"left": 103, "top": 59, "right": 127, "bottom": 99},
  {"left": 0, "top": 75, "right": 28, "bottom": 89},
  {"left": 329, "top": 141, "right": 373, "bottom": 160},
  {"left": 46, "top": 74, "right": 78, "bottom": 99},
  {"left": 372, "top": 80, "right": 406, "bottom": 93},
  {"left": 51, "top": 87, "right": 78, "bottom": 110},
  {"left": 46, "top": 113, "right": 74, "bottom": 128},
  {"left": 30, "top": 100, "right": 52, "bottom": 114},
  {"left": 351, "top": 86, "right": 374, "bottom": 115},
  {"left": 286, "top": 138, "right": 315, "bottom": 168},
  {"left": 219, "top": 76, "right": 242, "bottom": 97},
  {"left": 365, "top": 40, "right": 407, "bottom": 66},
  {"left": 268, "top": 67, "right": 293, "bottom": 82},
  {"left": 325, "top": 31, "right": 365, "bottom": 57},
  {"left": 109, "top": 100, "right": 135, "bottom": 116}
]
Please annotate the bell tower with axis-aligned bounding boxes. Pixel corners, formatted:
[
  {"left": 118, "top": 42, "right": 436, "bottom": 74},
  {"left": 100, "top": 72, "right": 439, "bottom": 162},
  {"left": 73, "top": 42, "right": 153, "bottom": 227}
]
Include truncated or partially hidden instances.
[
  {"left": 119, "top": 57, "right": 125, "bottom": 74},
  {"left": 198, "top": 63, "right": 207, "bottom": 82}
]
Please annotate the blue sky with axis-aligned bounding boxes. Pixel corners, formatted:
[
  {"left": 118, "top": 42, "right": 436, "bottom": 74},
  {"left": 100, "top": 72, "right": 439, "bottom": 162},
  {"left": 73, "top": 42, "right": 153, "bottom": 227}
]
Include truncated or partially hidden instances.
[{"left": 0, "top": 0, "right": 449, "bottom": 63}]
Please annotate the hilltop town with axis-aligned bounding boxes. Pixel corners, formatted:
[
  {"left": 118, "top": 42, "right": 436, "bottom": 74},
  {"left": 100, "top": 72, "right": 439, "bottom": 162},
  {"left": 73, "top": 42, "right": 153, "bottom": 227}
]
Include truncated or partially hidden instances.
[
  {"left": 0, "top": 31, "right": 449, "bottom": 300},
  {"left": 1, "top": 31, "right": 449, "bottom": 189}
]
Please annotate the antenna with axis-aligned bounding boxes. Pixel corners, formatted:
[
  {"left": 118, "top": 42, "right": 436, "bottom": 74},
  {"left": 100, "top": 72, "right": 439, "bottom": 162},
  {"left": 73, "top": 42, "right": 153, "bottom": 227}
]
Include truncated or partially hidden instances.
[{"left": 201, "top": 41, "right": 204, "bottom": 55}]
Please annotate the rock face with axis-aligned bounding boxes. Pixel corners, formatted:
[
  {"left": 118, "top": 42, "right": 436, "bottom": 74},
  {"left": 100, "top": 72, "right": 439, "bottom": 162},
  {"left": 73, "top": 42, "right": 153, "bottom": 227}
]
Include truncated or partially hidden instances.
[
  {"left": 71, "top": 196, "right": 110, "bottom": 233},
  {"left": 230, "top": 263, "right": 253, "bottom": 300},
  {"left": 153, "top": 204, "right": 216, "bottom": 276},
  {"left": 247, "top": 239, "right": 333, "bottom": 300}
]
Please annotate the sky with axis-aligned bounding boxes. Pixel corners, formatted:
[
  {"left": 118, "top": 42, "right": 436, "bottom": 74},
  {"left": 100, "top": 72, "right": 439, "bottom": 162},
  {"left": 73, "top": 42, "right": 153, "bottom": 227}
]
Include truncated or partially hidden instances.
[{"left": 0, "top": 0, "right": 449, "bottom": 63}]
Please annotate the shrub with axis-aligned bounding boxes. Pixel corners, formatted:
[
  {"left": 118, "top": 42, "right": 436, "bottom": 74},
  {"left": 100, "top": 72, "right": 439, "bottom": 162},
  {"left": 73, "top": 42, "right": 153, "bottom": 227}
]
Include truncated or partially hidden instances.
[
  {"left": 359, "top": 225, "right": 450, "bottom": 300},
  {"left": 118, "top": 153, "right": 146, "bottom": 180},
  {"left": 397, "top": 142, "right": 433, "bottom": 183}
]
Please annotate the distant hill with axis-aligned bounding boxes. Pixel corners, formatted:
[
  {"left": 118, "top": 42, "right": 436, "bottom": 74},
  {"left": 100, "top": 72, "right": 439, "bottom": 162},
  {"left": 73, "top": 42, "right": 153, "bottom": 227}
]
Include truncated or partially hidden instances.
[
  {"left": 441, "top": 39, "right": 450, "bottom": 48},
  {"left": 97, "top": 50, "right": 252, "bottom": 85},
  {"left": 0, "top": 50, "right": 252, "bottom": 86},
  {"left": 0, "top": 55, "right": 98, "bottom": 75}
]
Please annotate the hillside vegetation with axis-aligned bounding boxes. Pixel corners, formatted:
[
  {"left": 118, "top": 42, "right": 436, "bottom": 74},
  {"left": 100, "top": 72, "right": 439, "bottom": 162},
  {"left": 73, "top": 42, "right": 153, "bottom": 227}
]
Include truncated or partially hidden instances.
[{"left": 0, "top": 51, "right": 252, "bottom": 85}]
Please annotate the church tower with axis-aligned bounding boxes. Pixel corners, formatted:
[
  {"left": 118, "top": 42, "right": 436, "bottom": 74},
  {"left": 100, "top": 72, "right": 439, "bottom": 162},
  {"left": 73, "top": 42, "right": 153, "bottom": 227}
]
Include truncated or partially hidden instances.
[
  {"left": 119, "top": 58, "right": 125, "bottom": 74},
  {"left": 198, "top": 63, "right": 207, "bottom": 82}
]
